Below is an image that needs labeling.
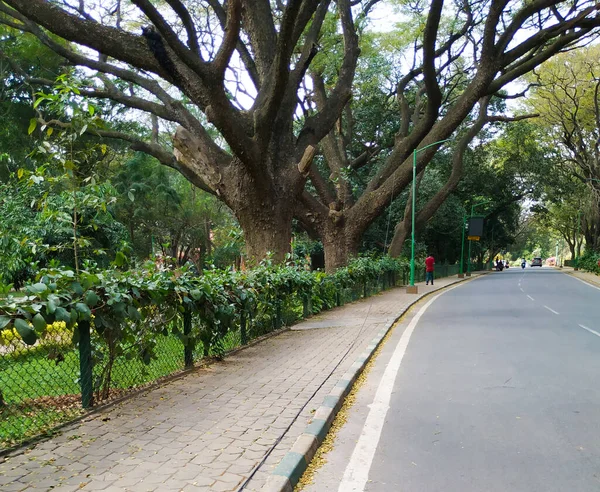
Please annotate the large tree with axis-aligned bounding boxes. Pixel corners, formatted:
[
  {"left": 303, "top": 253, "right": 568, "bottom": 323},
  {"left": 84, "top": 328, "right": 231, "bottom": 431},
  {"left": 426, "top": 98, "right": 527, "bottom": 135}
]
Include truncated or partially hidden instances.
[
  {"left": 526, "top": 46, "right": 600, "bottom": 250},
  {"left": 0, "top": 0, "right": 364, "bottom": 263},
  {"left": 2, "top": 1, "right": 599, "bottom": 269},
  {"left": 294, "top": 1, "right": 600, "bottom": 269}
]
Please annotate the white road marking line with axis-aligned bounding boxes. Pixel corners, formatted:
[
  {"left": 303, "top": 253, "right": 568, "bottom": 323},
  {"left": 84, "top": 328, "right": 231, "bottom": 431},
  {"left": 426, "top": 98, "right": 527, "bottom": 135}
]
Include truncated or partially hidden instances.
[
  {"left": 337, "top": 283, "right": 462, "bottom": 492},
  {"left": 568, "top": 274, "right": 600, "bottom": 292},
  {"left": 579, "top": 324, "right": 600, "bottom": 338},
  {"left": 527, "top": 295, "right": 534, "bottom": 301},
  {"left": 544, "top": 305, "right": 559, "bottom": 315},
  {"left": 519, "top": 287, "right": 524, "bottom": 292}
]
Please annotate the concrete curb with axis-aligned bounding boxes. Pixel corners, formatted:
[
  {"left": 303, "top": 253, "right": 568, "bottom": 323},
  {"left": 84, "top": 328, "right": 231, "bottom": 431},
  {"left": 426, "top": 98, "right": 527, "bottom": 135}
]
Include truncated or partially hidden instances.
[{"left": 262, "top": 275, "right": 479, "bottom": 492}]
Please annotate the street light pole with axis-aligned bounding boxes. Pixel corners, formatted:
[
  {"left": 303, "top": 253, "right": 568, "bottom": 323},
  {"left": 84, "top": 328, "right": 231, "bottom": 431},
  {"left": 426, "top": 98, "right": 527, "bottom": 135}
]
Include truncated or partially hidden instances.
[
  {"left": 408, "top": 138, "right": 452, "bottom": 293},
  {"left": 575, "top": 210, "right": 582, "bottom": 270},
  {"left": 459, "top": 214, "right": 466, "bottom": 278}
]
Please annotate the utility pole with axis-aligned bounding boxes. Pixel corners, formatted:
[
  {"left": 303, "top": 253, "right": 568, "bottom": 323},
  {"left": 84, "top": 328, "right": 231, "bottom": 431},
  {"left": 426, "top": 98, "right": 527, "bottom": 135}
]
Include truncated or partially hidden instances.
[
  {"left": 458, "top": 215, "right": 466, "bottom": 278},
  {"left": 408, "top": 138, "right": 452, "bottom": 293}
]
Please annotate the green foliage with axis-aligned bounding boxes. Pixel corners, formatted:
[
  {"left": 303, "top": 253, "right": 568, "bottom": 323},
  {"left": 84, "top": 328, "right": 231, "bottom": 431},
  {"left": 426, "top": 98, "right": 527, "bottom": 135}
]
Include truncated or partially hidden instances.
[
  {"left": 0, "top": 256, "right": 410, "bottom": 351},
  {"left": 578, "top": 251, "right": 600, "bottom": 274},
  {"left": 111, "top": 152, "right": 236, "bottom": 267},
  {"left": 0, "top": 175, "right": 126, "bottom": 286}
]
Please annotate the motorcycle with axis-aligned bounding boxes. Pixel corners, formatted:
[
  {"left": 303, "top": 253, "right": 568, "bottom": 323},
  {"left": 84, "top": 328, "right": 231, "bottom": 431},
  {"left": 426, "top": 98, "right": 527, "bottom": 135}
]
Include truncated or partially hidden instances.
[{"left": 521, "top": 261, "right": 526, "bottom": 269}]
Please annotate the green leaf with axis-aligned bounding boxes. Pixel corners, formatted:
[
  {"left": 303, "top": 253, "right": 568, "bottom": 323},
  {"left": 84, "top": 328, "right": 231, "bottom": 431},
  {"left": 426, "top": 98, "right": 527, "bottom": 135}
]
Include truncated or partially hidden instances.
[
  {"left": 14, "top": 318, "right": 37, "bottom": 345},
  {"left": 32, "top": 313, "right": 47, "bottom": 332},
  {"left": 85, "top": 291, "right": 99, "bottom": 307},
  {"left": 47, "top": 299, "right": 57, "bottom": 314},
  {"left": 28, "top": 283, "right": 48, "bottom": 295},
  {"left": 71, "top": 282, "right": 84, "bottom": 296},
  {"left": 27, "top": 118, "right": 37, "bottom": 135},
  {"left": 114, "top": 251, "right": 126, "bottom": 267},
  {"left": 55, "top": 307, "right": 71, "bottom": 323},
  {"left": 127, "top": 305, "right": 141, "bottom": 321},
  {"left": 75, "top": 302, "right": 91, "bottom": 320},
  {"left": 0, "top": 316, "right": 11, "bottom": 330},
  {"left": 127, "top": 191, "right": 135, "bottom": 202}
]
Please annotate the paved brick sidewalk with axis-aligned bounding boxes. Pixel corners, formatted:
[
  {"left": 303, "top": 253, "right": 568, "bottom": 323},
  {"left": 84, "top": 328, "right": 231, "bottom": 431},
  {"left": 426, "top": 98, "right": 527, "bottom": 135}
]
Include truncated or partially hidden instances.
[{"left": 0, "top": 276, "right": 471, "bottom": 492}]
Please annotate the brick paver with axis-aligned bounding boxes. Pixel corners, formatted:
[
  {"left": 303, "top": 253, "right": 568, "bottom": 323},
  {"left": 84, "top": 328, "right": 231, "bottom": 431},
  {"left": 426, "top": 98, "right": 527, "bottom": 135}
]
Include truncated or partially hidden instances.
[{"left": 0, "top": 276, "right": 469, "bottom": 492}]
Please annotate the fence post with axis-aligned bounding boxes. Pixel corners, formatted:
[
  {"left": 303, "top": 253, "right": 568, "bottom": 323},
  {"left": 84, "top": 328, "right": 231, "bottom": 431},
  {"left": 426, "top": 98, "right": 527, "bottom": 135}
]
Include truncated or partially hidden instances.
[
  {"left": 183, "top": 309, "right": 194, "bottom": 368},
  {"left": 336, "top": 291, "right": 341, "bottom": 307},
  {"left": 363, "top": 280, "right": 368, "bottom": 298},
  {"left": 78, "top": 320, "right": 93, "bottom": 409},
  {"left": 240, "top": 309, "right": 248, "bottom": 345},
  {"left": 275, "top": 299, "right": 282, "bottom": 329}
]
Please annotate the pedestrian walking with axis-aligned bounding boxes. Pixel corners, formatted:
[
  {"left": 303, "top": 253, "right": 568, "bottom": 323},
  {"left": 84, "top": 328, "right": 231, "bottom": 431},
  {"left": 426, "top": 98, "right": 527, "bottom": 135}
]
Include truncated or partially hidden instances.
[{"left": 425, "top": 254, "right": 435, "bottom": 285}]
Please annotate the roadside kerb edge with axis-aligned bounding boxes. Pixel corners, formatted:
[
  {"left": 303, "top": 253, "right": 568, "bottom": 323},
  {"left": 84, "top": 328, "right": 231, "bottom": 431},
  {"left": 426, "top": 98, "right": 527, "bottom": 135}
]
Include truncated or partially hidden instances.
[{"left": 262, "top": 275, "right": 478, "bottom": 492}]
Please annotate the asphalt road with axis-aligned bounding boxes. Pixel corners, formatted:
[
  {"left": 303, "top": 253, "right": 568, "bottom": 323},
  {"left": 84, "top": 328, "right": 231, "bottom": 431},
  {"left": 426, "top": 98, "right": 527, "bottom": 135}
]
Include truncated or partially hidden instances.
[{"left": 306, "top": 268, "right": 600, "bottom": 492}]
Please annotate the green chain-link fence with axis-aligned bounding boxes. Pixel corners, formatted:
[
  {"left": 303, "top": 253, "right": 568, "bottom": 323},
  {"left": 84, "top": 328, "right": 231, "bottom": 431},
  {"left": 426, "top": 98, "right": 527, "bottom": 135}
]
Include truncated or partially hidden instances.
[{"left": 0, "top": 263, "right": 459, "bottom": 452}]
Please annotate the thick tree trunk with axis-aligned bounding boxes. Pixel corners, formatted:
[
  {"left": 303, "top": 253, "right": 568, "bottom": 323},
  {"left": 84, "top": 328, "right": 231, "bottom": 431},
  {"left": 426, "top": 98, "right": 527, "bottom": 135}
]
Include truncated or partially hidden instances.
[
  {"left": 322, "top": 225, "right": 360, "bottom": 272},
  {"left": 174, "top": 127, "right": 303, "bottom": 264},
  {"left": 237, "top": 207, "right": 293, "bottom": 264}
]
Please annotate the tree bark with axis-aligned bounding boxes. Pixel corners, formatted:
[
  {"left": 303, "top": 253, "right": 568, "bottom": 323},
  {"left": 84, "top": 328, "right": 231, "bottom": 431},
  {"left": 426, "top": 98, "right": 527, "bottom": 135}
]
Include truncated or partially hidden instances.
[{"left": 322, "top": 224, "right": 360, "bottom": 271}]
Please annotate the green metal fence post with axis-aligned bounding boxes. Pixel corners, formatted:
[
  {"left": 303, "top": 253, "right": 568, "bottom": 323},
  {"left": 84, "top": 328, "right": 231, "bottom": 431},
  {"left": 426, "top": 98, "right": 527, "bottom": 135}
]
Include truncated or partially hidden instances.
[
  {"left": 183, "top": 309, "right": 194, "bottom": 368},
  {"left": 275, "top": 300, "right": 282, "bottom": 329},
  {"left": 78, "top": 320, "right": 93, "bottom": 409},
  {"left": 240, "top": 309, "right": 248, "bottom": 345}
]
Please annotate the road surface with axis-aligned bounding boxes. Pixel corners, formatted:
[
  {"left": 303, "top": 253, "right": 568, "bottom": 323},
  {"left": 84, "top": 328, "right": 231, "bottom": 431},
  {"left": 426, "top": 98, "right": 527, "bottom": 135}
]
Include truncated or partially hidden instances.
[{"left": 305, "top": 268, "right": 600, "bottom": 492}]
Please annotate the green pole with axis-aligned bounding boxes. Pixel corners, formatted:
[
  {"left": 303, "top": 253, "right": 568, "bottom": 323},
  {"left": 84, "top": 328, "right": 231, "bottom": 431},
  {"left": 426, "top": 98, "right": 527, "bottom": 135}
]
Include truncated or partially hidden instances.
[
  {"left": 410, "top": 149, "right": 417, "bottom": 286},
  {"left": 575, "top": 211, "right": 581, "bottom": 270},
  {"left": 467, "top": 204, "right": 474, "bottom": 274},
  {"left": 408, "top": 138, "right": 453, "bottom": 288},
  {"left": 78, "top": 320, "right": 93, "bottom": 409},
  {"left": 459, "top": 214, "right": 466, "bottom": 275}
]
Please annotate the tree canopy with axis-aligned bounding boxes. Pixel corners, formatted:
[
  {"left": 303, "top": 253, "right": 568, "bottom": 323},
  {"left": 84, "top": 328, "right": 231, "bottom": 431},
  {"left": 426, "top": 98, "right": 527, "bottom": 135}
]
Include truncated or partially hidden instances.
[{"left": 1, "top": 1, "right": 598, "bottom": 269}]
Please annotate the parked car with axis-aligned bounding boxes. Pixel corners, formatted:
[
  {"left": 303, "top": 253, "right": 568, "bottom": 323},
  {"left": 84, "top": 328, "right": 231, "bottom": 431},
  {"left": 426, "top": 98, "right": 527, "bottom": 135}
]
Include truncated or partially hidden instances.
[{"left": 531, "top": 257, "right": 543, "bottom": 267}]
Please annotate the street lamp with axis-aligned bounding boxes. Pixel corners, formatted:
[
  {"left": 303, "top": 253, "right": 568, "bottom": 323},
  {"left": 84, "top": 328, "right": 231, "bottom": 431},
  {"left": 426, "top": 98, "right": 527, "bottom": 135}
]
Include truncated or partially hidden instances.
[
  {"left": 575, "top": 210, "right": 582, "bottom": 271},
  {"left": 408, "top": 138, "right": 452, "bottom": 293},
  {"left": 465, "top": 200, "right": 492, "bottom": 276}
]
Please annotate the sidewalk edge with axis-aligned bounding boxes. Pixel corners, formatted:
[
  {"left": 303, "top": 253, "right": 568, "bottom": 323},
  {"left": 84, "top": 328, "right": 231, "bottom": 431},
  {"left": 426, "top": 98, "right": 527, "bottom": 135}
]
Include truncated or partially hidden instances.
[{"left": 262, "top": 275, "right": 476, "bottom": 492}]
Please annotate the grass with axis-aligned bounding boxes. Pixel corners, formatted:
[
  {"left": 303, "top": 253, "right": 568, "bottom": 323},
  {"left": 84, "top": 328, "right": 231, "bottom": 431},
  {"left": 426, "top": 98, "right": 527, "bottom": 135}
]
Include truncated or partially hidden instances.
[
  {"left": 0, "top": 333, "right": 186, "bottom": 450},
  {"left": 0, "top": 404, "right": 84, "bottom": 449}
]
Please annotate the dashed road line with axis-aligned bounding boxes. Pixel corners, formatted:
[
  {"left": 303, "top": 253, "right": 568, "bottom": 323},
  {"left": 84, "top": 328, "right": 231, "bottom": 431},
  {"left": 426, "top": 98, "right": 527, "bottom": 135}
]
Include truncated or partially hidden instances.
[
  {"left": 544, "top": 305, "right": 559, "bottom": 315},
  {"left": 527, "top": 295, "right": 534, "bottom": 301},
  {"left": 579, "top": 324, "right": 600, "bottom": 338}
]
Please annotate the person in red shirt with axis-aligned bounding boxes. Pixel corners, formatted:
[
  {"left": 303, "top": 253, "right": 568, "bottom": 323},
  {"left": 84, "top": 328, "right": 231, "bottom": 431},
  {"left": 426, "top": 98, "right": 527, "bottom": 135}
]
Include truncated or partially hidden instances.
[{"left": 425, "top": 254, "right": 435, "bottom": 285}]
